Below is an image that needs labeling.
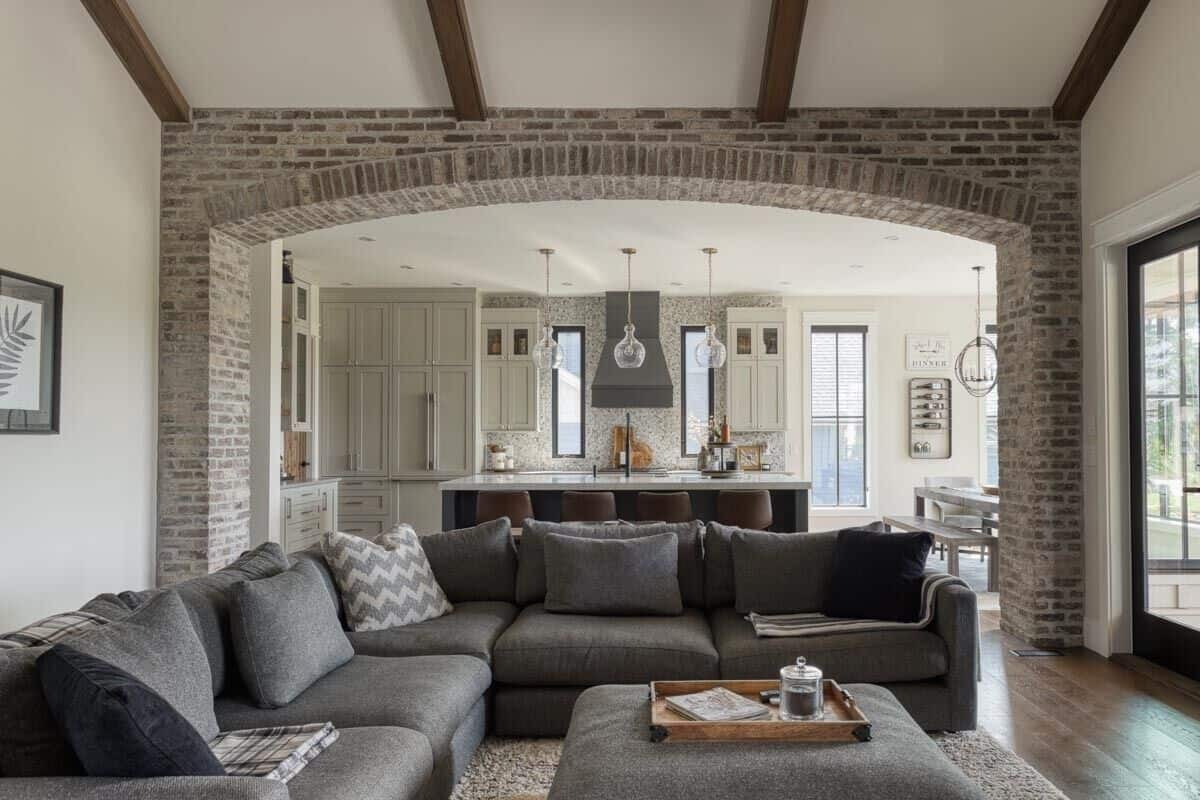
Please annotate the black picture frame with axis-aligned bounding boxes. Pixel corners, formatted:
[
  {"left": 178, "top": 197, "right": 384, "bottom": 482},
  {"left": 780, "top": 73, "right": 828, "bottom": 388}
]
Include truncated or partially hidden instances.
[{"left": 0, "top": 269, "right": 63, "bottom": 434}]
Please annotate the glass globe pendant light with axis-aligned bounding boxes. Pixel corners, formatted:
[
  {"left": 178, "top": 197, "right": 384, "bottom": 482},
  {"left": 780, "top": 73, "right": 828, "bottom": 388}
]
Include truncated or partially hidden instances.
[
  {"left": 954, "top": 265, "right": 998, "bottom": 397},
  {"left": 614, "top": 247, "right": 646, "bottom": 369},
  {"left": 694, "top": 247, "right": 728, "bottom": 369},
  {"left": 531, "top": 248, "right": 564, "bottom": 371}
]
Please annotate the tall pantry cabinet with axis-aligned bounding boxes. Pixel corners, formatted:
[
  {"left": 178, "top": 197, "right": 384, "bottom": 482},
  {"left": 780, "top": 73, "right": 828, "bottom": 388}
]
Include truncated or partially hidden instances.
[{"left": 320, "top": 289, "right": 478, "bottom": 531}]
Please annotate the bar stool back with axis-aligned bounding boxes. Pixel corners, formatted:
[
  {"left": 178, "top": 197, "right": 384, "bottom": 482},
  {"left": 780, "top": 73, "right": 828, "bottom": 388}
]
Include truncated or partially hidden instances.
[
  {"left": 475, "top": 491, "right": 535, "bottom": 528},
  {"left": 716, "top": 489, "right": 773, "bottom": 531},
  {"left": 561, "top": 491, "right": 617, "bottom": 522},
  {"left": 635, "top": 491, "right": 693, "bottom": 523}
]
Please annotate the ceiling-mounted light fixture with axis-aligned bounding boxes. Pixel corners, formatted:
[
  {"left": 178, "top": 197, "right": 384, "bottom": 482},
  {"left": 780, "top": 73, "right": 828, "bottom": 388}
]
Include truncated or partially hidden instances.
[
  {"left": 954, "top": 265, "right": 997, "bottom": 397},
  {"left": 694, "top": 247, "right": 727, "bottom": 369},
  {"left": 531, "top": 248, "right": 564, "bottom": 371},
  {"left": 614, "top": 247, "right": 646, "bottom": 369}
]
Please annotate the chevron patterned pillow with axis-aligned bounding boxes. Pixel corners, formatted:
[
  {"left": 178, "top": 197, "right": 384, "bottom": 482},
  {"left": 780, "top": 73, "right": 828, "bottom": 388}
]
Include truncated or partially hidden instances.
[{"left": 320, "top": 528, "right": 453, "bottom": 632}]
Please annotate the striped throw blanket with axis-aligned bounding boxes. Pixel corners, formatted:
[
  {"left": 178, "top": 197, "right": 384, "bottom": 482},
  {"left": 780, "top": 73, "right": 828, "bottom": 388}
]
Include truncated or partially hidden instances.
[
  {"left": 210, "top": 723, "right": 339, "bottom": 783},
  {"left": 748, "top": 573, "right": 970, "bottom": 638}
]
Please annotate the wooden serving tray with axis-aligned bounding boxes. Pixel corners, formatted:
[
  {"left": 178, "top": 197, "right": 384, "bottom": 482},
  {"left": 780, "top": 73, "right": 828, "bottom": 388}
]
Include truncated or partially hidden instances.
[{"left": 649, "top": 680, "right": 871, "bottom": 743}]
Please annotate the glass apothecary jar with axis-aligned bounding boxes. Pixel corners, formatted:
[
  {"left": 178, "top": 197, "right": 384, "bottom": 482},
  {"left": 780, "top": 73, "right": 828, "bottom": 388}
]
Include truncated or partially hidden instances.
[{"left": 779, "top": 657, "right": 824, "bottom": 721}]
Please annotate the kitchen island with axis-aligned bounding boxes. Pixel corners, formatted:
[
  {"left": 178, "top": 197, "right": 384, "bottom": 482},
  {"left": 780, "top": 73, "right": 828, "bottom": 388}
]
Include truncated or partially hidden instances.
[{"left": 439, "top": 472, "right": 811, "bottom": 531}]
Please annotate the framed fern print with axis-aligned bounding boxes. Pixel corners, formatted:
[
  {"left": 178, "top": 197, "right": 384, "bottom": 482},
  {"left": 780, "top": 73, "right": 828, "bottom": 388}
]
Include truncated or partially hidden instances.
[{"left": 0, "top": 270, "right": 62, "bottom": 434}]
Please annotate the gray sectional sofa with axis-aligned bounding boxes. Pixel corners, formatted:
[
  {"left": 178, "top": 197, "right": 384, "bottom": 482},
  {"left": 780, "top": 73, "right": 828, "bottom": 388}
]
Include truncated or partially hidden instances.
[{"left": 0, "top": 520, "right": 978, "bottom": 800}]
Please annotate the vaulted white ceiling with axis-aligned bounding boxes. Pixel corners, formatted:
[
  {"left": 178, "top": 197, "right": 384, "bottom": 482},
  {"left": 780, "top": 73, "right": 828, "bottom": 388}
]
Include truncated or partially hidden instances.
[
  {"left": 126, "top": 0, "right": 1105, "bottom": 110},
  {"left": 286, "top": 200, "right": 997, "bottom": 297}
]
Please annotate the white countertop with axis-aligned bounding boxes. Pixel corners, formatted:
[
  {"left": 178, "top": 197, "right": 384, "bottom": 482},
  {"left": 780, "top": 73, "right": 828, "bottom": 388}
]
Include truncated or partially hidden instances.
[{"left": 439, "top": 472, "right": 812, "bottom": 491}]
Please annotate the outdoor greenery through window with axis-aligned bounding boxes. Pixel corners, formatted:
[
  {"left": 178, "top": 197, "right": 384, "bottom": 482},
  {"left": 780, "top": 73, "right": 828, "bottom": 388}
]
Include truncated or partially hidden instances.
[
  {"left": 681, "top": 326, "right": 714, "bottom": 455},
  {"left": 552, "top": 327, "right": 584, "bottom": 457},
  {"left": 810, "top": 326, "right": 867, "bottom": 507},
  {"left": 983, "top": 323, "right": 999, "bottom": 486}
]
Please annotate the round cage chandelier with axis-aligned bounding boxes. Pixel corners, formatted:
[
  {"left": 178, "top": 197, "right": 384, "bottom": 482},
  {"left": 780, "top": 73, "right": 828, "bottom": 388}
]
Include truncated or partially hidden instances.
[
  {"left": 530, "top": 248, "right": 564, "bottom": 371},
  {"left": 694, "top": 247, "right": 728, "bottom": 369},
  {"left": 954, "top": 265, "right": 997, "bottom": 397},
  {"left": 614, "top": 247, "right": 646, "bottom": 369}
]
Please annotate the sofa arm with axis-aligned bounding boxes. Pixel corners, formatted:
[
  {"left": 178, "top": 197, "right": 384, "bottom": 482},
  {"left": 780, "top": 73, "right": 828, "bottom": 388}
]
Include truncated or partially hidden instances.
[
  {"left": 931, "top": 578, "right": 979, "bottom": 731},
  {"left": 0, "top": 776, "right": 289, "bottom": 800}
]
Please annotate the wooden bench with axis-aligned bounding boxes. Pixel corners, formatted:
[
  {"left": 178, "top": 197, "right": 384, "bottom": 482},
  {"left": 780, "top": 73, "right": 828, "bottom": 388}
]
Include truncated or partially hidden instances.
[{"left": 883, "top": 515, "right": 998, "bottom": 592}]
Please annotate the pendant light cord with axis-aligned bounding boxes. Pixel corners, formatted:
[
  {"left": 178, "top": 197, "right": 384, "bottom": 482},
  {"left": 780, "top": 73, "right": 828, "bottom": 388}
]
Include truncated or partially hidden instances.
[
  {"left": 626, "top": 251, "right": 633, "bottom": 326},
  {"left": 707, "top": 250, "right": 714, "bottom": 320}
]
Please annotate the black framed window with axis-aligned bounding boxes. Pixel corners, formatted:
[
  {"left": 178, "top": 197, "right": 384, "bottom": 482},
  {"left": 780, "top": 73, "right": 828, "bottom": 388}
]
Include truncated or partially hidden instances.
[
  {"left": 810, "top": 325, "right": 867, "bottom": 507},
  {"left": 681, "top": 326, "right": 715, "bottom": 456},
  {"left": 552, "top": 326, "right": 585, "bottom": 457}
]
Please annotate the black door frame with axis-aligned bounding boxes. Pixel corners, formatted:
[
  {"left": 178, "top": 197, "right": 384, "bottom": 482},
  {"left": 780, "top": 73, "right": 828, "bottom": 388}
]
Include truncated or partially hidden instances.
[{"left": 1127, "top": 214, "right": 1200, "bottom": 681}]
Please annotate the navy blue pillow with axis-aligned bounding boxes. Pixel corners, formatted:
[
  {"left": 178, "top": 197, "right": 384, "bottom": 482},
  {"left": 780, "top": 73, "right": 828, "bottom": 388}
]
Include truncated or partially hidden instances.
[
  {"left": 823, "top": 529, "right": 934, "bottom": 623},
  {"left": 36, "top": 645, "right": 225, "bottom": 778}
]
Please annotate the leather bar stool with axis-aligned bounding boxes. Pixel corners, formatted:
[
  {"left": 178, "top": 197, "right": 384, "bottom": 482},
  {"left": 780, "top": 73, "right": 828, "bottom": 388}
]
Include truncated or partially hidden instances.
[
  {"left": 475, "top": 491, "right": 534, "bottom": 528},
  {"left": 716, "top": 490, "right": 773, "bottom": 531},
  {"left": 561, "top": 491, "right": 617, "bottom": 523},
  {"left": 636, "top": 491, "right": 693, "bottom": 523}
]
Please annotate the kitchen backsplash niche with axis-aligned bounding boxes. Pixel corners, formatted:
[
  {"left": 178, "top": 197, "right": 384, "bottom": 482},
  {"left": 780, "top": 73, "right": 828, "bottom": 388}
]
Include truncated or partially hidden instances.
[{"left": 483, "top": 294, "right": 787, "bottom": 470}]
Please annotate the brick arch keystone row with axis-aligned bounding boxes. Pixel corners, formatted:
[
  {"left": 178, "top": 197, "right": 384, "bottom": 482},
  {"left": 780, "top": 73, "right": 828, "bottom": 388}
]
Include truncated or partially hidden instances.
[{"left": 161, "top": 143, "right": 1079, "bottom": 648}]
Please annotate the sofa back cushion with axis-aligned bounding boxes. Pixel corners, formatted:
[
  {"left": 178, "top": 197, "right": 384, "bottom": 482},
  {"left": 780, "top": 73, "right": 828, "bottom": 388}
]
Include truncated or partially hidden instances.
[
  {"left": 731, "top": 529, "right": 838, "bottom": 614},
  {"left": 289, "top": 548, "right": 345, "bottom": 624},
  {"left": 517, "top": 520, "right": 704, "bottom": 607},
  {"left": 63, "top": 591, "right": 220, "bottom": 741},
  {"left": 229, "top": 559, "right": 354, "bottom": 708},
  {"left": 419, "top": 517, "right": 518, "bottom": 603},
  {"left": 37, "top": 645, "right": 226, "bottom": 778},
  {"left": 824, "top": 528, "right": 934, "bottom": 623},
  {"left": 0, "top": 647, "right": 83, "bottom": 777},
  {"left": 543, "top": 532, "right": 683, "bottom": 616}
]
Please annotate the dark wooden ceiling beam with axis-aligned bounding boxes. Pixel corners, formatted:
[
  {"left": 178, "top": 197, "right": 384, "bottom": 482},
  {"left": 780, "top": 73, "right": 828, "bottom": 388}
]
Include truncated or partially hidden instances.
[
  {"left": 1054, "top": 0, "right": 1150, "bottom": 121},
  {"left": 757, "top": 0, "right": 809, "bottom": 123},
  {"left": 79, "top": 0, "right": 189, "bottom": 123},
  {"left": 426, "top": 0, "right": 487, "bottom": 121}
]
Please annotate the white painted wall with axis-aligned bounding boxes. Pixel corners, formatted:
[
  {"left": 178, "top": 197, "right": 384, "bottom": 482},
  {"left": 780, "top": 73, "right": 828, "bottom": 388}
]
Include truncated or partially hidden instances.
[
  {"left": 1080, "top": 0, "right": 1200, "bottom": 655},
  {"left": 0, "top": 2, "right": 160, "bottom": 629},
  {"left": 783, "top": 295, "right": 995, "bottom": 530}
]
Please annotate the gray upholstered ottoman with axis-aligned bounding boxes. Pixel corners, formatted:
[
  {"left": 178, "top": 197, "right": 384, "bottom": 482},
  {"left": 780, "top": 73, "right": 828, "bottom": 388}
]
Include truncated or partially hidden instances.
[{"left": 547, "top": 684, "right": 984, "bottom": 800}]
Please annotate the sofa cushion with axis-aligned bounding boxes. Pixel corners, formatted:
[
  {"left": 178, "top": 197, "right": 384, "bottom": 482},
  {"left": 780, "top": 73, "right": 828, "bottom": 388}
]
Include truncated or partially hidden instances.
[
  {"left": 323, "top": 529, "right": 453, "bottom": 632},
  {"left": 493, "top": 604, "right": 718, "bottom": 685},
  {"left": 702, "top": 522, "right": 738, "bottom": 609},
  {"left": 708, "top": 607, "right": 948, "bottom": 683},
  {"left": 0, "top": 647, "right": 82, "bottom": 777},
  {"left": 347, "top": 601, "right": 518, "bottom": 663},
  {"left": 544, "top": 532, "right": 683, "bottom": 616},
  {"left": 419, "top": 518, "right": 518, "bottom": 603},
  {"left": 289, "top": 548, "right": 344, "bottom": 624},
  {"left": 152, "top": 543, "right": 291, "bottom": 696},
  {"left": 214, "top": 654, "right": 490, "bottom": 763},
  {"left": 731, "top": 529, "right": 838, "bottom": 614},
  {"left": 37, "top": 645, "right": 225, "bottom": 778},
  {"left": 65, "top": 591, "right": 219, "bottom": 741},
  {"left": 230, "top": 559, "right": 354, "bottom": 708},
  {"left": 825, "top": 529, "right": 933, "bottom": 623},
  {"left": 517, "top": 520, "right": 704, "bottom": 607},
  {"left": 285, "top": 726, "right": 432, "bottom": 800}
]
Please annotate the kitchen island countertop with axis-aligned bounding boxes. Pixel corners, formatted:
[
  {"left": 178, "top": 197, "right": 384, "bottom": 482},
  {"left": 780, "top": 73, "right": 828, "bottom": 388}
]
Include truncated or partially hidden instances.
[{"left": 439, "top": 472, "right": 811, "bottom": 492}]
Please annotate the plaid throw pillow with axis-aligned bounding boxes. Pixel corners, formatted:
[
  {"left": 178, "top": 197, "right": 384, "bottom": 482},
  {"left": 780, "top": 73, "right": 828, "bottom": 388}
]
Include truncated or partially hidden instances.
[
  {"left": 0, "top": 611, "right": 110, "bottom": 649},
  {"left": 211, "top": 723, "right": 339, "bottom": 783},
  {"left": 320, "top": 528, "right": 452, "bottom": 632}
]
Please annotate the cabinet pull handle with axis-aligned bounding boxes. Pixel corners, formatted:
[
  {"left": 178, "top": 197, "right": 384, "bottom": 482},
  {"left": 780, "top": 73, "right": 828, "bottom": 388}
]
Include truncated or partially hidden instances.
[
  {"left": 426, "top": 392, "right": 434, "bottom": 471},
  {"left": 344, "top": 500, "right": 365, "bottom": 506},
  {"left": 286, "top": 498, "right": 292, "bottom": 519},
  {"left": 432, "top": 392, "right": 439, "bottom": 472},
  {"left": 321, "top": 493, "right": 328, "bottom": 512}
]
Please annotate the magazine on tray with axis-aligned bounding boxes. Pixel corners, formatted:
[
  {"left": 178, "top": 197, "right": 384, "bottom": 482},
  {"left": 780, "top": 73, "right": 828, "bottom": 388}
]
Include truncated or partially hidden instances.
[{"left": 664, "top": 687, "right": 771, "bottom": 722}]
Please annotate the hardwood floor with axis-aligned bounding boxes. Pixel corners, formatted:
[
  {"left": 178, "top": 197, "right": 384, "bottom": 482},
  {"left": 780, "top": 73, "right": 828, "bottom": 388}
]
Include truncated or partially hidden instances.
[{"left": 977, "top": 610, "right": 1200, "bottom": 799}]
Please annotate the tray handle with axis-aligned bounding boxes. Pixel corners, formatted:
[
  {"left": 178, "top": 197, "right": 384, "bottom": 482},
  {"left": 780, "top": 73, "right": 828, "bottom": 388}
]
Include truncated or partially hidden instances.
[
  {"left": 649, "top": 725, "right": 670, "bottom": 744},
  {"left": 840, "top": 686, "right": 857, "bottom": 710},
  {"left": 853, "top": 724, "right": 872, "bottom": 743}
]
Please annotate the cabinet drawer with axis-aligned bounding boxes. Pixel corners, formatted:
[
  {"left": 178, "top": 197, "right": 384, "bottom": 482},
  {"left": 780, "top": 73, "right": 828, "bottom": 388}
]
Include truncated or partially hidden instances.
[
  {"left": 338, "top": 518, "right": 386, "bottom": 539},
  {"left": 339, "top": 493, "right": 389, "bottom": 515},
  {"left": 284, "top": 519, "right": 323, "bottom": 553},
  {"left": 285, "top": 485, "right": 322, "bottom": 502},
  {"left": 283, "top": 497, "right": 321, "bottom": 524},
  {"left": 338, "top": 479, "right": 390, "bottom": 491}
]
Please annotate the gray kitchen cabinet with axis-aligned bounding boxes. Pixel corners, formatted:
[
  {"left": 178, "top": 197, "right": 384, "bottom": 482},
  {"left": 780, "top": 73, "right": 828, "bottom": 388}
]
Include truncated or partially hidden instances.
[
  {"left": 479, "top": 309, "right": 539, "bottom": 432},
  {"left": 726, "top": 310, "right": 787, "bottom": 432},
  {"left": 320, "top": 302, "right": 390, "bottom": 366},
  {"left": 338, "top": 478, "right": 395, "bottom": 538},
  {"left": 321, "top": 303, "right": 354, "bottom": 366},
  {"left": 279, "top": 478, "right": 338, "bottom": 553},
  {"left": 320, "top": 365, "right": 389, "bottom": 476},
  {"left": 434, "top": 302, "right": 473, "bottom": 365},
  {"left": 390, "top": 367, "right": 433, "bottom": 477},
  {"left": 282, "top": 278, "right": 314, "bottom": 432},
  {"left": 432, "top": 366, "right": 473, "bottom": 474},
  {"left": 392, "top": 302, "right": 432, "bottom": 365}
]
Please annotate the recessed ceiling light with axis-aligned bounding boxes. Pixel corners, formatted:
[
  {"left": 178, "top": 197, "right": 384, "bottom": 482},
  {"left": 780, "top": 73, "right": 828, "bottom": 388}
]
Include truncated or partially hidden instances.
[
  {"left": 399, "top": 265, "right": 415, "bottom": 270},
  {"left": 669, "top": 282, "right": 684, "bottom": 287},
  {"left": 779, "top": 281, "right": 791, "bottom": 285},
  {"left": 848, "top": 264, "right": 865, "bottom": 269},
  {"left": 561, "top": 281, "right": 573, "bottom": 287},
  {"left": 883, "top": 235, "right": 900, "bottom": 241},
  {"left": 340, "top": 282, "right": 352, "bottom": 286},
  {"left": 451, "top": 281, "right": 464, "bottom": 286},
  {"left": 357, "top": 235, "right": 376, "bottom": 242}
]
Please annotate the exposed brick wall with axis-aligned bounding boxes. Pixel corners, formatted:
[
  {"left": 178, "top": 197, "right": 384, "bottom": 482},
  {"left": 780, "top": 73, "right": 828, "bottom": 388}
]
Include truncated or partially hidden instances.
[{"left": 159, "top": 107, "right": 1081, "bottom": 646}]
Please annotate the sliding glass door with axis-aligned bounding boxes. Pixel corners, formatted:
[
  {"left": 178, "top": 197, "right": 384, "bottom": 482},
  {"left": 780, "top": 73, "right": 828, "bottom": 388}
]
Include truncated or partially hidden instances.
[{"left": 1129, "top": 216, "right": 1200, "bottom": 681}]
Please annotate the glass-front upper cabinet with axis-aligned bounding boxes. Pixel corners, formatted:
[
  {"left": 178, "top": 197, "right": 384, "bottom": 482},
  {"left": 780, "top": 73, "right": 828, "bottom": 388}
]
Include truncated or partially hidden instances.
[
  {"left": 483, "top": 324, "right": 505, "bottom": 360},
  {"left": 510, "top": 325, "right": 532, "bottom": 359},
  {"left": 732, "top": 325, "right": 755, "bottom": 359},
  {"left": 759, "top": 323, "right": 783, "bottom": 359}
]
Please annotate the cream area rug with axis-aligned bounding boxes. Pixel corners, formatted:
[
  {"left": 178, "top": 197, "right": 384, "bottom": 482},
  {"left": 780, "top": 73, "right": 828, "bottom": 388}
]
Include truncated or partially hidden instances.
[{"left": 450, "top": 730, "right": 1067, "bottom": 800}]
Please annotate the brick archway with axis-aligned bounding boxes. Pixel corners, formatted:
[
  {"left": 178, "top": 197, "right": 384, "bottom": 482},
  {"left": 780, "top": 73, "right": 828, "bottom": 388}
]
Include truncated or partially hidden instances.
[{"left": 167, "top": 143, "right": 1078, "bottom": 646}]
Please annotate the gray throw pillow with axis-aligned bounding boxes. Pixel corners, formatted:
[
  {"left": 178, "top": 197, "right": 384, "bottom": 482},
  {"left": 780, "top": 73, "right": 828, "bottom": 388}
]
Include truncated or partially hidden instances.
[
  {"left": 64, "top": 591, "right": 219, "bottom": 741},
  {"left": 322, "top": 529, "right": 453, "bottom": 632},
  {"left": 543, "top": 532, "right": 683, "bottom": 616},
  {"left": 0, "top": 647, "right": 83, "bottom": 777},
  {"left": 517, "top": 520, "right": 704, "bottom": 607},
  {"left": 703, "top": 522, "right": 738, "bottom": 609},
  {"left": 419, "top": 517, "right": 518, "bottom": 603},
  {"left": 731, "top": 529, "right": 839, "bottom": 614},
  {"left": 230, "top": 559, "right": 354, "bottom": 709}
]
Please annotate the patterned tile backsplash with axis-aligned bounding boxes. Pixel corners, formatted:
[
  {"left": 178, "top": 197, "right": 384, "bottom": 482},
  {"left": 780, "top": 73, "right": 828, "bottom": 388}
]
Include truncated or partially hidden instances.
[{"left": 482, "top": 294, "right": 786, "bottom": 470}]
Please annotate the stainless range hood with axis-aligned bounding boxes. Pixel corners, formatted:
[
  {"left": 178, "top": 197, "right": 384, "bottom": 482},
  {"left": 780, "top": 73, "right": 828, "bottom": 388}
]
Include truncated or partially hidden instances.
[{"left": 591, "top": 291, "right": 673, "bottom": 408}]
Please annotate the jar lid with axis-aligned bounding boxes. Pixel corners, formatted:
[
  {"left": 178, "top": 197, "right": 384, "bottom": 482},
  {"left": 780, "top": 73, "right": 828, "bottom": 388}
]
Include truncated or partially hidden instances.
[{"left": 780, "top": 656, "right": 822, "bottom": 681}]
